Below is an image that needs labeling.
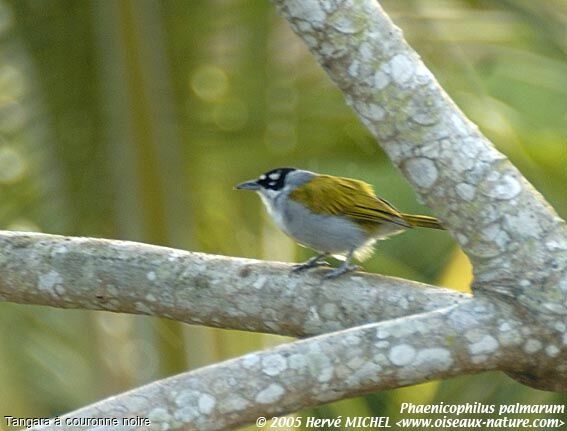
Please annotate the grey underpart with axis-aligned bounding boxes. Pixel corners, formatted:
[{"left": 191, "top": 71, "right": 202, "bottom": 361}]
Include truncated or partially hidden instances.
[
  {"left": 270, "top": 197, "right": 372, "bottom": 254},
  {"left": 292, "top": 253, "right": 330, "bottom": 272}
]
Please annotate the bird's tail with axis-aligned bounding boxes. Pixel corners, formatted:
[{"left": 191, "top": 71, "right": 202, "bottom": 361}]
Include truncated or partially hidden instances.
[{"left": 402, "top": 214, "right": 444, "bottom": 230}]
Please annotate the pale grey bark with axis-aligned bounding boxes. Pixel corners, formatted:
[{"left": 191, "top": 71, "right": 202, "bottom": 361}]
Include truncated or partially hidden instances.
[
  {"left": 0, "top": 231, "right": 466, "bottom": 337},
  {"left": 270, "top": 0, "right": 566, "bottom": 388},
  {"left": 272, "top": 0, "right": 567, "bottom": 310},
  {"left": 28, "top": 299, "right": 534, "bottom": 431},
  {"left": 17, "top": 0, "right": 567, "bottom": 429}
]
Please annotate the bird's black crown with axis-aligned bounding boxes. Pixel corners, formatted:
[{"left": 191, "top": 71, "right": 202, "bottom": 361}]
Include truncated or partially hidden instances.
[{"left": 256, "top": 167, "right": 296, "bottom": 191}]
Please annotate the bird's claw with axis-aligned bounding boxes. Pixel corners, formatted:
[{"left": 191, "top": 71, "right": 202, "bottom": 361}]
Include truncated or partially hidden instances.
[
  {"left": 323, "top": 264, "right": 360, "bottom": 279},
  {"left": 291, "top": 260, "right": 330, "bottom": 273}
]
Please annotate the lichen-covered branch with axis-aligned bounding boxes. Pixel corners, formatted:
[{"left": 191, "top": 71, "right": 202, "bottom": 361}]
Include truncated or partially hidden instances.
[
  {"left": 270, "top": 0, "right": 566, "bottom": 390},
  {"left": 32, "top": 299, "right": 532, "bottom": 431},
  {"left": 9, "top": 1, "right": 567, "bottom": 428},
  {"left": 0, "top": 231, "right": 467, "bottom": 337},
  {"left": 271, "top": 0, "right": 567, "bottom": 317}
]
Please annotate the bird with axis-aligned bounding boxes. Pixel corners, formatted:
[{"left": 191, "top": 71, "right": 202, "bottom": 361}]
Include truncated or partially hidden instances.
[{"left": 235, "top": 167, "right": 444, "bottom": 279}]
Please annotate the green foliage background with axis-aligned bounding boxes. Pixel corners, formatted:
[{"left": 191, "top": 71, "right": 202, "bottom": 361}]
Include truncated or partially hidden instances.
[{"left": 0, "top": 0, "right": 564, "bottom": 428}]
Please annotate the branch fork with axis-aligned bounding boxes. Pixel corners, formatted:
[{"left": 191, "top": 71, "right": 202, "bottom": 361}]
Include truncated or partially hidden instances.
[{"left": 2, "top": 0, "right": 563, "bottom": 429}]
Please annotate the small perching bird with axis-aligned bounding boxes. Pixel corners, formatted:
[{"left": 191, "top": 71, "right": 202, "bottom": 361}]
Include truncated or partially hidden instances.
[{"left": 236, "top": 167, "right": 444, "bottom": 278}]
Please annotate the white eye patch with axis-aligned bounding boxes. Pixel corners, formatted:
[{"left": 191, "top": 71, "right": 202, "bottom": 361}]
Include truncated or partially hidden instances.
[
  {"left": 269, "top": 181, "right": 277, "bottom": 186},
  {"left": 268, "top": 172, "right": 280, "bottom": 180},
  {"left": 259, "top": 174, "right": 267, "bottom": 180}
]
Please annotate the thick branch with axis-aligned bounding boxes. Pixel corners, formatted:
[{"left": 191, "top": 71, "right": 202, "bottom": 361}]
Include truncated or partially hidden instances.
[
  {"left": 0, "top": 231, "right": 467, "bottom": 337},
  {"left": 6, "top": 4, "right": 566, "bottom": 427},
  {"left": 269, "top": 2, "right": 567, "bottom": 391},
  {"left": 271, "top": 0, "right": 567, "bottom": 317},
  {"left": 31, "top": 299, "right": 533, "bottom": 431}
]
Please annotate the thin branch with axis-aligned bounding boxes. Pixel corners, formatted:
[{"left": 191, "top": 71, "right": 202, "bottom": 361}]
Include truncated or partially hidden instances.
[
  {"left": 0, "top": 231, "right": 468, "bottom": 337},
  {"left": 31, "top": 298, "right": 532, "bottom": 431}
]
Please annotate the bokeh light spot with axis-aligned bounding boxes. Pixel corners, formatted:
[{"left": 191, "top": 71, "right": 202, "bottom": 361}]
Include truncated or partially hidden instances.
[
  {"left": 190, "top": 65, "right": 229, "bottom": 102},
  {"left": 0, "top": 64, "right": 25, "bottom": 100},
  {"left": 0, "top": 100, "right": 27, "bottom": 132},
  {"left": 0, "top": 145, "right": 27, "bottom": 183},
  {"left": 0, "top": 3, "right": 14, "bottom": 36}
]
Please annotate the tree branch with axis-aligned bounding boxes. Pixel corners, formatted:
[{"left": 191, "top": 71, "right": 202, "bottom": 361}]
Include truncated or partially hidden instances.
[
  {"left": 10, "top": 1, "right": 567, "bottom": 428},
  {"left": 0, "top": 231, "right": 467, "bottom": 337},
  {"left": 32, "top": 298, "right": 535, "bottom": 431},
  {"left": 270, "top": 0, "right": 566, "bottom": 389},
  {"left": 271, "top": 0, "right": 567, "bottom": 313}
]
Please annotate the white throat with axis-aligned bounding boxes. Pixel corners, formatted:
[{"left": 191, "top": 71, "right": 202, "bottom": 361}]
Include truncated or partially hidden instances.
[
  {"left": 257, "top": 188, "right": 286, "bottom": 230},
  {"left": 254, "top": 169, "right": 315, "bottom": 234}
]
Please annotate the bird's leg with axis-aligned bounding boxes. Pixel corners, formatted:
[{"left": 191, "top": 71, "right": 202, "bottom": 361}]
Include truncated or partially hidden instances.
[
  {"left": 291, "top": 253, "right": 330, "bottom": 273},
  {"left": 323, "top": 249, "right": 360, "bottom": 279}
]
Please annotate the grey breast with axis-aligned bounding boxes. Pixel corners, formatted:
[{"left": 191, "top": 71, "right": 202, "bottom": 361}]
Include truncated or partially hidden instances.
[{"left": 282, "top": 200, "right": 368, "bottom": 254}]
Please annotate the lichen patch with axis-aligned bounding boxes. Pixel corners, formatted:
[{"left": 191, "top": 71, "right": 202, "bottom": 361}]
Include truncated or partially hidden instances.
[
  {"left": 389, "top": 344, "right": 416, "bottom": 366},
  {"left": 255, "top": 383, "right": 285, "bottom": 404}
]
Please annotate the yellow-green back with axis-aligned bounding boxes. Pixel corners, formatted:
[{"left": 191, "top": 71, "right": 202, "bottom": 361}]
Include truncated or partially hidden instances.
[{"left": 289, "top": 175, "right": 411, "bottom": 231}]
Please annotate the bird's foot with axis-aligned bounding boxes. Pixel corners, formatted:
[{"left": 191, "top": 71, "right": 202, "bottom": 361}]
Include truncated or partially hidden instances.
[
  {"left": 323, "top": 263, "right": 360, "bottom": 279},
  {"left": 291, "top": 255, "right": 330, "bottom": 273}
]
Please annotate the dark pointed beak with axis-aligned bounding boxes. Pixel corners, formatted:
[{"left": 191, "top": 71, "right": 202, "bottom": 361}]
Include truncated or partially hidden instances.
[{"left": 234, "top": 180, "right": 261, "bottom": 191}]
